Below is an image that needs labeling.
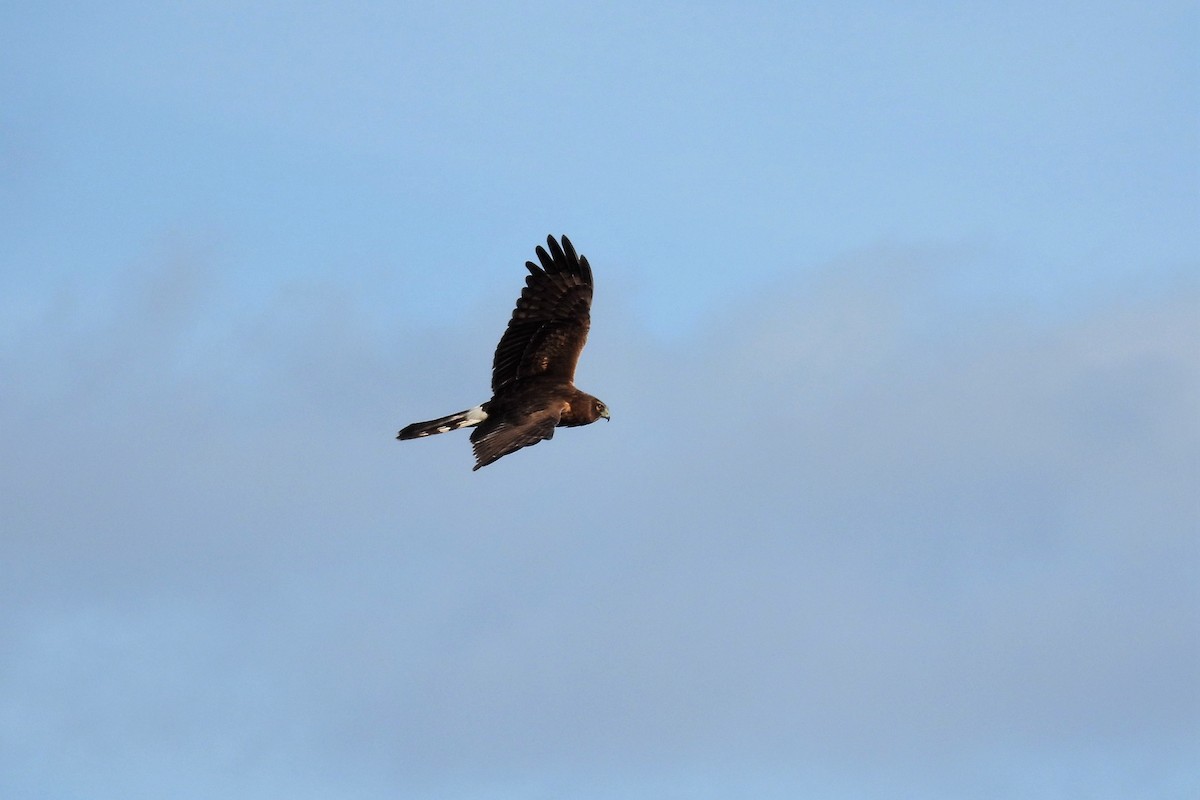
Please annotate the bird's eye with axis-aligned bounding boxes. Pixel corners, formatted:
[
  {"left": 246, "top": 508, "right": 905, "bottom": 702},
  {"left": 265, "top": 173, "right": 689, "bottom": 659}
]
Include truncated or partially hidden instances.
[{"left": 596, "top": 402, "right": 605, "bottom": 412}]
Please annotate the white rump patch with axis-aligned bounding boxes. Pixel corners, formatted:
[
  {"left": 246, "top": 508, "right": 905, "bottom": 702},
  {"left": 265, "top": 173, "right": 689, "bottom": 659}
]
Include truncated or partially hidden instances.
[{"left": 464, "top": 405, "right": 488, "bottom": 425}]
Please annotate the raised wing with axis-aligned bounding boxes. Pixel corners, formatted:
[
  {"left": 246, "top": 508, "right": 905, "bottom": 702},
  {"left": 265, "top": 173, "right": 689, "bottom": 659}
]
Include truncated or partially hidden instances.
[{"left": 490, "top": 235, "right": 593, "bottom": 391}]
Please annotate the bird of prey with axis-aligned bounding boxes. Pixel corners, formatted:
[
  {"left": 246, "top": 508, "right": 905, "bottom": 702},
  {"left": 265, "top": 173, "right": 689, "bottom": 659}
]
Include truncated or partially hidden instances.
[{"left": 397, "top": 235, "right": 609, "bottom": 470}]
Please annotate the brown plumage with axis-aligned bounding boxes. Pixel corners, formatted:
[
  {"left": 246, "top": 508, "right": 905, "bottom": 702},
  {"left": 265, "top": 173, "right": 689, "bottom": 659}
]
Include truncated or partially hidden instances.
[{"left": 397, "top": 235, "right": 609, "bottom": 470}]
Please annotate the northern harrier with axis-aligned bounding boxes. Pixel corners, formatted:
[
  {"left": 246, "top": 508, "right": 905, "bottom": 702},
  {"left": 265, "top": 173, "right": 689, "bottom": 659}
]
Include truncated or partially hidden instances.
[{"left": 397, "top": 235, "right": 609, "bottom": 470}]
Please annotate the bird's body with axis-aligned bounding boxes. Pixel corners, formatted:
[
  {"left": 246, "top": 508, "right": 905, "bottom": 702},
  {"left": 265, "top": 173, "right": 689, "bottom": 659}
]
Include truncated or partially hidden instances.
[{"left": 397, "top": 235, "right": 608, "bottom": 470}]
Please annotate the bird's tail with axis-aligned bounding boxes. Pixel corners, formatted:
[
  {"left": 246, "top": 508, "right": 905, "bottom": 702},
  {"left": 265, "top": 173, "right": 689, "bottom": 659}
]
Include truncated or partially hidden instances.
[{"left": 396, "top": 405, "right": 488, "bottom": 440}]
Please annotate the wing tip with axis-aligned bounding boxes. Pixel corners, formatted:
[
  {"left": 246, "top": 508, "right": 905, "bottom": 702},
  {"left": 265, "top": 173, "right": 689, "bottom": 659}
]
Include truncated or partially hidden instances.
[{"left": 536, "top": 234, "right": 590, "bottom": 282}]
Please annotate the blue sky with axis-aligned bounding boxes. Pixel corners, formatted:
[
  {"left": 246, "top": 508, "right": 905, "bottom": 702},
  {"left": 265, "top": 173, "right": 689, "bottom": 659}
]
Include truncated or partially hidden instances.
[{"left": 2, "top": 2, "right": 1197, "bottom": 799}]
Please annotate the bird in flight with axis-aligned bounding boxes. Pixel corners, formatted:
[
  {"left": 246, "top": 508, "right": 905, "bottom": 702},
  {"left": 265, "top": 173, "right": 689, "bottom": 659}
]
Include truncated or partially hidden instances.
[{"left": 397, "top": 235, "right": 609, "bottom": 470}]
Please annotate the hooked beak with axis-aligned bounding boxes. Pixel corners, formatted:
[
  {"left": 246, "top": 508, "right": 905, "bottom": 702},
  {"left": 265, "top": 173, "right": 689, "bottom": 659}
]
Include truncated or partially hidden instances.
[{"left": 600, "top": 408, "right": 611, "bottom": 421}]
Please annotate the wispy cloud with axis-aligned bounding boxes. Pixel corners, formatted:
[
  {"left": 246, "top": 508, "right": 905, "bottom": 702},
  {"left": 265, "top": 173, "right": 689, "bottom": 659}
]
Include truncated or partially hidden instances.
[{"left": 2, "top": 246, "right": 1196, "bottom": 798}]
